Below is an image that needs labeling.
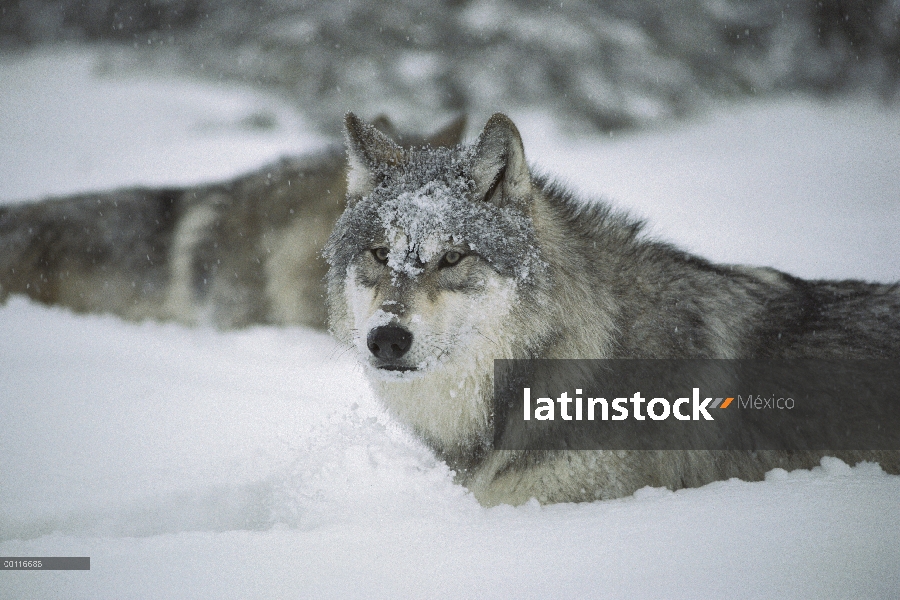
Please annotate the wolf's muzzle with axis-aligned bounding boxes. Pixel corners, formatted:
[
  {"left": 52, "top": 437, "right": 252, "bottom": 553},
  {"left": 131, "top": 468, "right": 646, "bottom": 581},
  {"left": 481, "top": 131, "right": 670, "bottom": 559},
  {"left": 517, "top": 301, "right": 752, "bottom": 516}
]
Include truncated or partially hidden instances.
[{"left": 367, "top": 325, "right": 413, "bottom": 362}]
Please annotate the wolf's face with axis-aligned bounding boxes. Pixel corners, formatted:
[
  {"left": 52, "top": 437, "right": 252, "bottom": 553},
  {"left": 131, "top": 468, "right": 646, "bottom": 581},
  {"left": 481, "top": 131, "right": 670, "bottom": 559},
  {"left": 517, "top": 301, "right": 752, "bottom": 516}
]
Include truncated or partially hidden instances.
[
  {"left": 325, "top": 113, "right": 545, "bottom": 382},
  {"left": 343, "top": 235, "right": 519, "bottom": 378}
]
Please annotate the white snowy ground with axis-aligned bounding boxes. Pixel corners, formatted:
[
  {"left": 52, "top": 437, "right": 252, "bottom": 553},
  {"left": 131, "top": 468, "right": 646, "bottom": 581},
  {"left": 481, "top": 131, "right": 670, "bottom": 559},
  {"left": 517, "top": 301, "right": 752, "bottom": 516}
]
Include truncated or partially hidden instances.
[{"left": 1, "top": 47, "right": 899, "bottom": 599}]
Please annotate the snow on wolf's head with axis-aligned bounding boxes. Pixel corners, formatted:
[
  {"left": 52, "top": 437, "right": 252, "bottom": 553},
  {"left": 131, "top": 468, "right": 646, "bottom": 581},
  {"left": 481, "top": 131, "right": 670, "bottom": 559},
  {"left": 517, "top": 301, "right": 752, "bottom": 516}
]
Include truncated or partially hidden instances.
[{"left": 324, "top": 113, "right": 549, "bottom": 446}]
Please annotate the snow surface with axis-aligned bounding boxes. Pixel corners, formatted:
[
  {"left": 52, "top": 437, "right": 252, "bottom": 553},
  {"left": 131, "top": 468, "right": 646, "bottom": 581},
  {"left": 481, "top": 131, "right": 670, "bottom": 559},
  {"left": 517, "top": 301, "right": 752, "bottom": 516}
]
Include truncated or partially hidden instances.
[{"left": 1, "top": 48, "right": 899, "bottom": 598}]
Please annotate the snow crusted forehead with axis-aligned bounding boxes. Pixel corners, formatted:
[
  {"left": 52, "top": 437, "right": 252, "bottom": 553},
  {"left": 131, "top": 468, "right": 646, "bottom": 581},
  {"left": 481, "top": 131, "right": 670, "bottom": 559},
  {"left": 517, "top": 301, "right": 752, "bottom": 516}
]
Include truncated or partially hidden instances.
[{"left": 326, "top": 145, "right": 542, "bottom": 282}]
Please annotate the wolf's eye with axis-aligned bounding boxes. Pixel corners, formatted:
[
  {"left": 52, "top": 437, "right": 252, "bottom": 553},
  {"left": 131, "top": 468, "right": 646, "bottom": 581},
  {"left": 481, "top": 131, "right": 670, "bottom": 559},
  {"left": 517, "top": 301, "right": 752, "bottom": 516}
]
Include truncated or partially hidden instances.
[
  {"left": 372, "top": 247, "right": 390, "bottom": 263},
  {"left": 440, "top": 251, "right": 463, "bottom": 268}
]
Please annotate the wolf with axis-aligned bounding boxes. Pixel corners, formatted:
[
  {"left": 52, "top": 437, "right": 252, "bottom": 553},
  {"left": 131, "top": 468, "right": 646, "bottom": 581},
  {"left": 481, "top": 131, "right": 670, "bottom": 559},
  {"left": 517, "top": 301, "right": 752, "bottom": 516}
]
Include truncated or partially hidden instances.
[
  {"left": 0, "top": 116, "right": 465, "bottom": 329},
  {"left": 325, "top": 112, "right": 900, "bottom": 506}
]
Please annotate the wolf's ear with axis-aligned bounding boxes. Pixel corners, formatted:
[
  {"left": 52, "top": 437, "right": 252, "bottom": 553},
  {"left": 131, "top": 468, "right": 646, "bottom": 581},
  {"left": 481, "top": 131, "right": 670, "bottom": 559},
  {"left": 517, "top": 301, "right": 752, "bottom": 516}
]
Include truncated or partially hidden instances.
[
  {"left": 344, "top": 112, "right": 407, "bottom": 200},
  {"left": 470, "top": 113, "right": 531, "bottom": 207}
]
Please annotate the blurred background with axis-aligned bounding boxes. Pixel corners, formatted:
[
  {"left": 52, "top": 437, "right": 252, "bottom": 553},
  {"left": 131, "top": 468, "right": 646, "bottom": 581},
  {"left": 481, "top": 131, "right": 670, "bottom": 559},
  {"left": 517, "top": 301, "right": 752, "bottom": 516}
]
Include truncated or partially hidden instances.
[{"left": 2, "top": 0, "right": 898, "bottom": 136}]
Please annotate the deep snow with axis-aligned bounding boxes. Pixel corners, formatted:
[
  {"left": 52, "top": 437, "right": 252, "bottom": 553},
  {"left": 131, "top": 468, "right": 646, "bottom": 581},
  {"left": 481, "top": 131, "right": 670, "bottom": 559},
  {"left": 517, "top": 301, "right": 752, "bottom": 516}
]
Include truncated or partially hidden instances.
[{"left": 1, "top": 47, "right": 899, "bottom": 599}]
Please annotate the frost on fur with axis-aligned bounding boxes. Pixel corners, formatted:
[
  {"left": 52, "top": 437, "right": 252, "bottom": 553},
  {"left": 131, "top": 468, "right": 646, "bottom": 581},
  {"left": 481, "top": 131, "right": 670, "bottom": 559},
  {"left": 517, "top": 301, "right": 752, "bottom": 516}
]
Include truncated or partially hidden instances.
[{"left": 327, "top": 116, "right": 545, "bottom": 286}]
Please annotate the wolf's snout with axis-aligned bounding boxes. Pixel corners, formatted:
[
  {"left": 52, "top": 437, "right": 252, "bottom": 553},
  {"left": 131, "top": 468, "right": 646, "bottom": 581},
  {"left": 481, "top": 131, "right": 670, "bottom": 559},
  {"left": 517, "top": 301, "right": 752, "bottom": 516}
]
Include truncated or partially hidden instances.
[{"left": 367, "top": 326, "right": 413, "bottom": 360}]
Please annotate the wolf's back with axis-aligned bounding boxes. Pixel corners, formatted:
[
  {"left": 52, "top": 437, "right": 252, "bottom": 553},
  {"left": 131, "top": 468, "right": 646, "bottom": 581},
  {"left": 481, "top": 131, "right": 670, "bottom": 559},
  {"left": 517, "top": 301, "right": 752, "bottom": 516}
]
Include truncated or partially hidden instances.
[
  {"left": 0, "top": 151, "right": 347, "bottom": 328},
  {"left": 0, "top": 189, "right": 183, "bottom": 317},
  {"left": 756, "top": 275, "right": 900, "bottom": 359}
]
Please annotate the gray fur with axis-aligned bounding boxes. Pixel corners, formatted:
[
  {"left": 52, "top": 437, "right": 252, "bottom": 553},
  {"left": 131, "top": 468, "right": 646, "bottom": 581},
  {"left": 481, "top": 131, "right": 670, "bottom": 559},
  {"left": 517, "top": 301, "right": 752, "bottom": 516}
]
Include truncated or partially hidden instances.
[{"left": 326, "top": 112, "right": 900, "bottom": 506}]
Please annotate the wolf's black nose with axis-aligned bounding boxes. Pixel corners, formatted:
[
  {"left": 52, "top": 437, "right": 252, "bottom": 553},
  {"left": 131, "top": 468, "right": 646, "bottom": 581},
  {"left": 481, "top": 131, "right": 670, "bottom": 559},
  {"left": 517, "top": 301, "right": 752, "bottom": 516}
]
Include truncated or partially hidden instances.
[{"left": 367, "top": 325, "right": 413, "bottom": 360}]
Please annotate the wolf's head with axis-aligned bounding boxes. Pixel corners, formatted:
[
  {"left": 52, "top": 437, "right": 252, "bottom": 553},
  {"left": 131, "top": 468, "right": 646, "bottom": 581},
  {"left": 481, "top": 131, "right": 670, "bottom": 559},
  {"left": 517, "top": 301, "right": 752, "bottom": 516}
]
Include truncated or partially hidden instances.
[{"left": 324, "top": 113, "right": 556, "bottom": 450}]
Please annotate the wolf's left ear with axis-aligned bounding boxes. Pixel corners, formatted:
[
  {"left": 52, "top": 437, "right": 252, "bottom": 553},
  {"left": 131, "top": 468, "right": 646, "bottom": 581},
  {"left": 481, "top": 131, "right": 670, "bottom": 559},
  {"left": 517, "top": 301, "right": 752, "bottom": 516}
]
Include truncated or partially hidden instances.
[
  {"left": 344, "top": 112, "right": 407, "bottom": 200},
  {"left": 470, "top": 113, "right": 531, "bottom": 207}
]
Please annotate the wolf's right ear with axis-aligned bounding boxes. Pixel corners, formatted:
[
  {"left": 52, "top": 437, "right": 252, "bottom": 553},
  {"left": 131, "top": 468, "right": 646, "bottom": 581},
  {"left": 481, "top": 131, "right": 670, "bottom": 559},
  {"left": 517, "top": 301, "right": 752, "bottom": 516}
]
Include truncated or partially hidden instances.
[
  {"left": 470, "top": 113, "right": 531, "bottom": 208},
  {"left": 344, "top": 112, "right": 407, "bottom": 201}
]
